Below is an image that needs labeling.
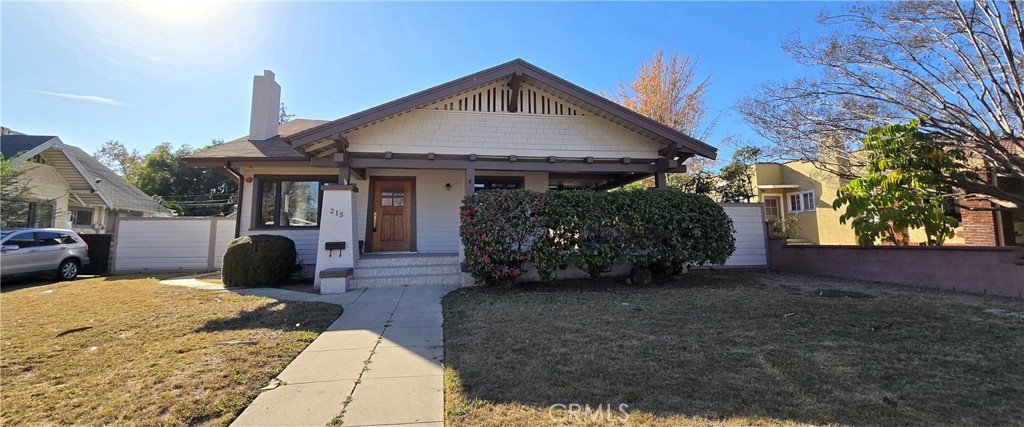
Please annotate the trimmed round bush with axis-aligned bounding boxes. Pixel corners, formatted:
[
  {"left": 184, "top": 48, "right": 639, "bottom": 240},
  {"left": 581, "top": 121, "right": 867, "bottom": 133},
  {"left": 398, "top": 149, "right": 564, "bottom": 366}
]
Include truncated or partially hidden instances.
[{"left": 222, "top": 235, "right": 297, "bottom": 288}]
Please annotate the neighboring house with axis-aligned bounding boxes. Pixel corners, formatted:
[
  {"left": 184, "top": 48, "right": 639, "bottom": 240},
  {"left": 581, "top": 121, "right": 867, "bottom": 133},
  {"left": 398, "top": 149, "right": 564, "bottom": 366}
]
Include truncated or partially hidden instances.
[
  {"left": 186, "top": 59, "right": 716, "bottom": 289},
  {"left": 751, "top": 158, "right": 1019, "bottom": 246},
  {"left": 1, "top": 131, "right": 172, "bottom": 233}
]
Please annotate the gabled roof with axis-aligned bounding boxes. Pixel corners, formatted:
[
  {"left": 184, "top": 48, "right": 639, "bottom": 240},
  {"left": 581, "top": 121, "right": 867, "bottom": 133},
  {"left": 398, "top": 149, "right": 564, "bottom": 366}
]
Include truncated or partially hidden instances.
[
  {"left": 187, "top": 119, "right": 327, "bottom": 160},
  {"left": 2, "top": 135, "right": 59, "bottom": 161},
  {"left": 63, "top": 145, "right": 170, "bottom": 214},
  {"left": 286, "top": 59, "right": 717, "bottom": 159},
  {"left": 0, "top": 134, "right": 170, "bottom": 215}
]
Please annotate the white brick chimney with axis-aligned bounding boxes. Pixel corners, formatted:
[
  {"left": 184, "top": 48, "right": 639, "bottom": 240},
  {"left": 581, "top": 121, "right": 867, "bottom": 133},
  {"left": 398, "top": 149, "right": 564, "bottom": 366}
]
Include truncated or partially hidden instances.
[{"left": 249, "top": 70, "right": 281, "bottom": 141}]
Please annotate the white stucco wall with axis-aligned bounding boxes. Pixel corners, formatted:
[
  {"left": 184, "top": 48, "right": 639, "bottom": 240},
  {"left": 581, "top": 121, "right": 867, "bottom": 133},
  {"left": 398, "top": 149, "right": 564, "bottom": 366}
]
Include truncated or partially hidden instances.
[{"left": 345, "top": 109, "right": 663, "bottom": 159}]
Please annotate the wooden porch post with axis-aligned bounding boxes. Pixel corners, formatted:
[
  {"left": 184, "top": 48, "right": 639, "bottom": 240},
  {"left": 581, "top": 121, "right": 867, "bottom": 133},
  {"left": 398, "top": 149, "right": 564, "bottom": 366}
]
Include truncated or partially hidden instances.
[
  {"left": 654, "top": 172, "right": 667, "bottom": 189},
  {"left": 465, "top": 168, "right": 475, "bottom": 197}
]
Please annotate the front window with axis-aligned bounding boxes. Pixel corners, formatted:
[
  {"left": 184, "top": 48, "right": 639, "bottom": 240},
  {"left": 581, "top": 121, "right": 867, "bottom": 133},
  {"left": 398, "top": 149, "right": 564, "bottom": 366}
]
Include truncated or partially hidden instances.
[
  {"left": 256, "top": 178, "right": 330, "bottom": 228},
  {"left": 787, "top": 190, "right": 816, "bottom": 213},
  {"left": 474, "top": 176, "right": 524, "bottom": 192},
  {"left": 1, "top": 200, "right": 56, "bottom": 229},
  {"left": 71, "top": 209, "right": 93, "bottom": 226}
]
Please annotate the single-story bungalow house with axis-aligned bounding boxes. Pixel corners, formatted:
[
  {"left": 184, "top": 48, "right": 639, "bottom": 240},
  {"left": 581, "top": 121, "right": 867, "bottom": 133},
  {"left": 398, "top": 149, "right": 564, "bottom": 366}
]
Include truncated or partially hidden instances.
[
  {"left": 186, "top": 59, "right": 717, "bottom": 292},
  {"left": 1, "top": 129, "right": 172, "bottom": 233}
]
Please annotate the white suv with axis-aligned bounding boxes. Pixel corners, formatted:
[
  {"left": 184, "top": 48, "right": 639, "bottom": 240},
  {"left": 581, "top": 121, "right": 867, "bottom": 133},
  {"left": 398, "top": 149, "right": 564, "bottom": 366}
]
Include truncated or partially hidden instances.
[{"left": 1, "top": 228, "right": 91, "bottom": 281}]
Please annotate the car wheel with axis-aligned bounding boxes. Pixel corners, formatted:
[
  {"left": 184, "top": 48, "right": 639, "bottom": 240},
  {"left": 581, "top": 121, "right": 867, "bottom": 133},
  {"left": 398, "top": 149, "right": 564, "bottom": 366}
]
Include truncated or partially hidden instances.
[{"left": 58, "top": 259, "right": 80, "bottom": 281}]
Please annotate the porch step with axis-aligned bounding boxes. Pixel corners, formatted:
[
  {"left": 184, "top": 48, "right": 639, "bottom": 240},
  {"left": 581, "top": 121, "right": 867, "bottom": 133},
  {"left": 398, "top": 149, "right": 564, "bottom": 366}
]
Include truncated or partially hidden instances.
[
  {"left": 348, "top": 273, "right": 463, "bottom": 288},
  {"left": 355, "top": 253, "right": 459, "bottom": 268},
  {"left": 354, "top": 264, "right": 461, "bottom": 278},
  {"left": 349, "top": 252, "right": 462, "bottom": 289}
]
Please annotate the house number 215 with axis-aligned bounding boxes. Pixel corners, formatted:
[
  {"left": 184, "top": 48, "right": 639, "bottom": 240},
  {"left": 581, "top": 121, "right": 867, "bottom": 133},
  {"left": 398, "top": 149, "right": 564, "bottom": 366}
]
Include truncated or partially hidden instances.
[{"left": 328, "top": 208, "right": 344, "bottom": 218}]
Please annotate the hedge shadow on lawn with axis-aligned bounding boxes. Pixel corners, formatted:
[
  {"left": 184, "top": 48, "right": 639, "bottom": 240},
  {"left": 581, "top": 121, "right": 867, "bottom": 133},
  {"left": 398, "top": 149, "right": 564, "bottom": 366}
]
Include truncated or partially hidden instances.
[
  {"left": 194, "top": 299, "right": 337, "bottom": 336},
  {"left": 442, "top": 271, "right": 1024, "bottom": 427}
]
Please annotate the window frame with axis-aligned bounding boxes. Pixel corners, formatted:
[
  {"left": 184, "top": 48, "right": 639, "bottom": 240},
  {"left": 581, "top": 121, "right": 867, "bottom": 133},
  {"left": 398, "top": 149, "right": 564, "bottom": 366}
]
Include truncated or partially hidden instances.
[
  {"left": 762, "top": 195, "right": 783, "bottom": 219},
  {"left": 786, "top": 190, "right": 816, "bottom": 213},
  {"left": 251, "top": 175, "right": 337, "bottom": 230},
  {"left": 474, "top": 176, "right": 525, "bottom": 192},
  {"left": 70, "top": 208, "right": 94, "bottom": 227}
]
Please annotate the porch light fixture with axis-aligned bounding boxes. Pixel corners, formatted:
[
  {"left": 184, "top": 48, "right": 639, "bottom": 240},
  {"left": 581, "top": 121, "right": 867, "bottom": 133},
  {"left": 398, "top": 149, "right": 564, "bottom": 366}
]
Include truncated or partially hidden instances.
[{"left": 445, "top": 183, "right": 452, "bottom": 191}]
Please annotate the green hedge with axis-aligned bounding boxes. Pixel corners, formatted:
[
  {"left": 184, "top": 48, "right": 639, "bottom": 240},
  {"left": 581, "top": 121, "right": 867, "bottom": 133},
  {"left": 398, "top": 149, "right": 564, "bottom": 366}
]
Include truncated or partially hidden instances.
[
  {"left": 460, "top": 189, "right": 736, "bottom": 286},
  {"left": 222, "top": 235, "right": 297, "bottom": 288}
]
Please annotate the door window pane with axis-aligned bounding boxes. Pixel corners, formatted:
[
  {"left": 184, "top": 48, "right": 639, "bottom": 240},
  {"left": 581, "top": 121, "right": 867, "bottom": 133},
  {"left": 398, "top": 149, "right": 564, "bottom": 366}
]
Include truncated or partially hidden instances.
[
  {"left": 380, "top": 189, "right": 405, "bottom": 207},
  {"left": 764, "top": 198, "right": 781, "bottom": 218}
]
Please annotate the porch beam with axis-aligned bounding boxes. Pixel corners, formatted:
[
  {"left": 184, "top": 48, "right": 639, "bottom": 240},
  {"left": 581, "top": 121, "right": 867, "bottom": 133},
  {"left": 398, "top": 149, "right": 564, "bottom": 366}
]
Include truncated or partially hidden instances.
[
  {"left": 507, "top": 71, "right": 523, "bottom": 113},
  {"left": 348, "top": 156, "right": 659, "bottom": 173},
  {"left": 659, "top": 142, "right": 679, "bottom": 158},
  {"left": 655, "top": 157, "right": 679, "bottom": 171},
  {"left": 351, "top": 168, "right": 366, "bottom": 181},
  {"left": 593, "top": 173, "right": 651, "bottom": 191},
  {"left": 330, "top": 132, "right": 349, "bottom": 152},
  {"left": 311, "top": 157, "right": 336, "bottom": 167}
]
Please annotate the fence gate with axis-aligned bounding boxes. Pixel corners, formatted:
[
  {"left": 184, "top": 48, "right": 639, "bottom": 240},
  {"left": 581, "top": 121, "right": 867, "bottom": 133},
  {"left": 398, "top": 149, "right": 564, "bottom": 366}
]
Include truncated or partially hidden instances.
[
  {"left": 720, "top": 203, "right": 768, "bottom": 267},
  {"left": 111, "top": 217, "right": 234, "bottom": 274}
]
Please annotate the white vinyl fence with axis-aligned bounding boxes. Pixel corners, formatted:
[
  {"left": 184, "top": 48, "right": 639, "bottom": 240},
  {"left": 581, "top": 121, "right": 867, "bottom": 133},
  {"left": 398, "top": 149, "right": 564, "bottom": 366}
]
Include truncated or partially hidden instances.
[
  {"left": 111, "top": 217, "right": 235, "bottom": 274},
  {"left": 720, "top": 203, "right": 768, "bottom": 267}
]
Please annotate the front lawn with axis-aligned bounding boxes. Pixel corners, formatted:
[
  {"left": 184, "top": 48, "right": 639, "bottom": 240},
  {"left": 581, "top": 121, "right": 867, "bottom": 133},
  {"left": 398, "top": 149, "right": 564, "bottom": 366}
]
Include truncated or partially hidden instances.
[
  {"left": 443, "top": 271, "right": 1024, "bottom": 427},
  {"left": 0, "top": 276, "right": 342, "bottom": 426}
]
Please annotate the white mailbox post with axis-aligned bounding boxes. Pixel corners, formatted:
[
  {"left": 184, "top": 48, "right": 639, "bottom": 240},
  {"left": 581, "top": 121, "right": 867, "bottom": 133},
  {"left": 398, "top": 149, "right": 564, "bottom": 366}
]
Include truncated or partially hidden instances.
[{"left": 314, "top": 184, "right": 360, "bottom": 293}]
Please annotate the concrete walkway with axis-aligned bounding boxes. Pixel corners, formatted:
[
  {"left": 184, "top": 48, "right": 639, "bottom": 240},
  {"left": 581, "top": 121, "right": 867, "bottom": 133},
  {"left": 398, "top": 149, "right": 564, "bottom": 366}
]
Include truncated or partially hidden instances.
[{"left": 161, "top": 276, "right": 451, "bottom": 426}]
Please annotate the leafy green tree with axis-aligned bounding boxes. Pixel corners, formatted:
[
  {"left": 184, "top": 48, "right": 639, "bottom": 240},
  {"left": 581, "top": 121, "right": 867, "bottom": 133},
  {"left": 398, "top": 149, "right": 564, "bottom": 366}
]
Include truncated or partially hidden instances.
[
  {"left": 0, "top": 156, "right": 32, "bottom": 229},
  {"left": 834, "top": 119, "right": 977, "bottom": 246},
  {"left": 93, "top": 140, "right": 141, "bottom": 176},
  {"left": 717, "top": 146, "right": 761, "bottom": 203},
  {"left": 125, "top": 141, "right": 237, "bottom": 216}
]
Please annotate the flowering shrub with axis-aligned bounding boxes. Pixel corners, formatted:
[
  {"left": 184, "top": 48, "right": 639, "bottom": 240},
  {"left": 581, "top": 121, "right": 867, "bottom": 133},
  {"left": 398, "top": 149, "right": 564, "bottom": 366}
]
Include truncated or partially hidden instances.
[
  {"left": 460, "top": 189, "right": 543, "bottom": 286},
  {"left": 460, "top": 188, "right": 736, "bottom": 286}
]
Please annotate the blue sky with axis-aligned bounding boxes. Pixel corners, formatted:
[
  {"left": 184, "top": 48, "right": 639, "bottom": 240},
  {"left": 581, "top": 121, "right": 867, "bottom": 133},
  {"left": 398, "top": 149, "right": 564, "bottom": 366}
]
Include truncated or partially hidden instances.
[{"left": 2, "top": 1, "right": 842, "bottom": 163}]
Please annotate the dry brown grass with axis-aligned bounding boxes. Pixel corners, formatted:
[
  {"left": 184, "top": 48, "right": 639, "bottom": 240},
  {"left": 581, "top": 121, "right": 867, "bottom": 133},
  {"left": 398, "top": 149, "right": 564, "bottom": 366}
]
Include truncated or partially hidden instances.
[
  {"left": 0, "top": 276, "right": 342, "bottom": 426},
  {"left": 442, "top": 270, "right": 1024, "bottom": 427}
]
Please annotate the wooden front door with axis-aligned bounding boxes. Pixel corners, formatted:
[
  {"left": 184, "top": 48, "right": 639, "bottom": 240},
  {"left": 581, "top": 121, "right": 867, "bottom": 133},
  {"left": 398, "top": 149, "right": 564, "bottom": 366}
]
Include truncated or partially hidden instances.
[{"left": 371, "top": 179, "right": 413, "bottom": 252}]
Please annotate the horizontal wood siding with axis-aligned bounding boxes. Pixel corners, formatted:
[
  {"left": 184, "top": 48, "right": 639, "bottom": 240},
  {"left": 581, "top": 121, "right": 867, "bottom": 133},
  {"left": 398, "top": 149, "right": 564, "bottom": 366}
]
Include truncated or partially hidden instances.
[
  {"left": 721, "top": 204, "right": 768, "bottom": 267},
  {"left": 345, "top": 109, "right": 662, "bottom": 159}
]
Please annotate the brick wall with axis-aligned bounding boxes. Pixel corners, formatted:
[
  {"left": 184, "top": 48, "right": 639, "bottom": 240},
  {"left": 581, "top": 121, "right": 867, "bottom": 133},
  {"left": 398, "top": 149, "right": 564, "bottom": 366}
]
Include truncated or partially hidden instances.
[
  {"left": 768, "top": 239, "right": 1024, "bottom": 298},
  {"left": 960, "top": 198, "right": 998, "bottom": 246}
]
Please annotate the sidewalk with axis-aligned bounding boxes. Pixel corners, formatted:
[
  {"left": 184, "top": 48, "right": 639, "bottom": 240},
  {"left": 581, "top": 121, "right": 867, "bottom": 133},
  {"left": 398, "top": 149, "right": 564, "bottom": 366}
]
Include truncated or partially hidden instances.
[
  {"left": 160, "top": 276, "right": 451, "bottom": 426},
  {"left": 213, "top": 284, "right": 451, "bottom": 427}
]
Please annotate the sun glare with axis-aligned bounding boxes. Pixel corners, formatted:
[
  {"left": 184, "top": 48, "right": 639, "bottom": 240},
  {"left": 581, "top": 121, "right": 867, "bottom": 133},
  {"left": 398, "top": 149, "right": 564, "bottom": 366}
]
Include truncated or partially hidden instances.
[{"left": 125, "top": 0, "right": 228, "bottom": 26}]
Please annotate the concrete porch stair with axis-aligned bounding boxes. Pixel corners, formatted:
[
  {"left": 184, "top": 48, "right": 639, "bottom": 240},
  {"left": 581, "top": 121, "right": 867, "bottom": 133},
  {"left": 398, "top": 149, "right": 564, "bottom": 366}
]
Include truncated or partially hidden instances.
[{"left": 349, "top": 253, "right": 462, "bottom": 288}]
